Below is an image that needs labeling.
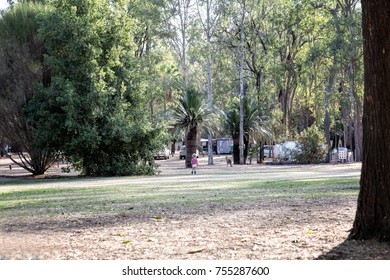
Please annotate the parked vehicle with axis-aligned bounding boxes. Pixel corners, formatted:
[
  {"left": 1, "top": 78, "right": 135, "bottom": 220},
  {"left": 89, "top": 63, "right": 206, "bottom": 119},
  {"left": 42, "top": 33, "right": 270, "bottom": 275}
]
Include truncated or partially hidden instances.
[
  {"left": 154, "top": 148, "right": 171, "bottom": 160},
  {"left": 263, "top": 145, "right": 270, "bottom": 158},
  {"left": 273, "top": 141, "right": 300, "bottom": 161},
  {"left": 179, "top": 146, "right": 199, "bottom": 159}
]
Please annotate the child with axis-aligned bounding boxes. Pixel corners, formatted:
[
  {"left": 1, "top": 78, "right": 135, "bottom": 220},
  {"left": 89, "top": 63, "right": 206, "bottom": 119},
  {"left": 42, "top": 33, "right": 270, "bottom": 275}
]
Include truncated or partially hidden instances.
[{"left": 191, "top": 153, "right": 198, "bottom": 174}]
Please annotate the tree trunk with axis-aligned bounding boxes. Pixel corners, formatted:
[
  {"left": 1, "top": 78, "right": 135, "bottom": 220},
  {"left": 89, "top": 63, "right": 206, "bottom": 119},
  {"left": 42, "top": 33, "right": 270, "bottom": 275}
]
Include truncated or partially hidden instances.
[
  {"left": 347, "top": 1, "right": 363, "bottom": 162},
  {"left": 233, "top": 136, "right": 240, "bottom": 165},
  {"left": 243, "top": 134, "right": 249, "bottom": 164},
  {"left": 171, "top": 0, "right": 190, "bottom": 94},
  {"left": 324, "top": 59, "right": 337, "bottom": 162},
  {"left": 206, "top": 0, "right": 214, "bottom": 165},
  {"left": 258, "top": 142, "right": 264, "bottom": 163},
  {"left": 185, "top": 125, "right": 198, "bottom": 168},
  {"left": 238, "top": 0, "right": 246, "bottom": 165},
  {"left": 349, "top": 0, "right": 390, "bottom": 241}
]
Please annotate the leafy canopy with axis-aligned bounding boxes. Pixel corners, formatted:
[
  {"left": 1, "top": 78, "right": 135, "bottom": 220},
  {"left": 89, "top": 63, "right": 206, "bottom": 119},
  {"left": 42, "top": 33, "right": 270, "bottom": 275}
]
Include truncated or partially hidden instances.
[{"left": 24, "top": 0, "right": 164, "bottom": 176}]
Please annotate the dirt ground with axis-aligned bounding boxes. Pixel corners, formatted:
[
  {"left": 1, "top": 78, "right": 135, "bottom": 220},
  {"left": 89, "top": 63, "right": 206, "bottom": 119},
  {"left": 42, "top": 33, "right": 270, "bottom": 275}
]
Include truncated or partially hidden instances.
[{"left": 1, "top": 156, "right": 390, "bottom": 260}]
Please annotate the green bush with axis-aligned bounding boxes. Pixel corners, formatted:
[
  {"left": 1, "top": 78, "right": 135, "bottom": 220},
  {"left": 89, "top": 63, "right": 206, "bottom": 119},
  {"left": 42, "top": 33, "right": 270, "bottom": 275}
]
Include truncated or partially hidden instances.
[{"left": 293, "top": 126, "right": 327, "bottom": 163}]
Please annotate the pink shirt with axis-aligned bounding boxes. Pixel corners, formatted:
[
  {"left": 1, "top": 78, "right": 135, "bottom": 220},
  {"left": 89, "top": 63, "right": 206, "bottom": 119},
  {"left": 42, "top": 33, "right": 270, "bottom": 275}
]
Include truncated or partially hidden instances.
[{"left": 191, "top": 157, "right": 198, "bottom": 165}]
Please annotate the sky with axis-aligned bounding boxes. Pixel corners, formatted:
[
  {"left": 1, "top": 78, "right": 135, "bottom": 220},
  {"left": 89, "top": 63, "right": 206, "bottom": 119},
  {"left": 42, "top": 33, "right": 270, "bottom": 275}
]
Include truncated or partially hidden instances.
[{"left": 0, "top": 0, "right": 9, "bottom": 11}]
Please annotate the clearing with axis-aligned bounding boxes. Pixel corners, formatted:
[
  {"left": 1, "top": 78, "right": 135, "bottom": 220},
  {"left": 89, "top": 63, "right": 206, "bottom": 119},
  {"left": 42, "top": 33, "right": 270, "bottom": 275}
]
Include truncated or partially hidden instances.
[{"left": 1, "top": 156, "right": 389, "bottom": 260}]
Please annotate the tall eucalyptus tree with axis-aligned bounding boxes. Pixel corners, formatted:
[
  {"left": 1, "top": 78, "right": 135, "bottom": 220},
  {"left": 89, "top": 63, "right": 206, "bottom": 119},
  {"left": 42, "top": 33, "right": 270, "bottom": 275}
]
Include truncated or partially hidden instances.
[
  {"left": 338, "top": 0, "right": 363, "bottom": 162},
  {"left": 270, "top": 0, "right": 316, "bottom": 137},
  {"left": 238, "top": 0, "right": 246, "bottom": 164},
  {"left": 195, "top": 0, "right": 222, "bottom": 165},
  {"left": 165, "top": 0, "right": 193, "bottom": 93}
]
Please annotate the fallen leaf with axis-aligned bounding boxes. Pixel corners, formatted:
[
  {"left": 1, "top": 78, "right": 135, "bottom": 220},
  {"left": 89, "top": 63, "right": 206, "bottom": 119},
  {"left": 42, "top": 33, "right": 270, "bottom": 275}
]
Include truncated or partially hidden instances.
[
  {"left": 154, "top": 216, "right": 164, "bottom": 221},
  {"left": 188, "top": 248, "right": 206, "bottom": 254},
  {"left": 147, "top": 238, "right": 158, "bottom": 242},
  {"left": 122, "top": 239, "right": 132, "bottom": 244}
]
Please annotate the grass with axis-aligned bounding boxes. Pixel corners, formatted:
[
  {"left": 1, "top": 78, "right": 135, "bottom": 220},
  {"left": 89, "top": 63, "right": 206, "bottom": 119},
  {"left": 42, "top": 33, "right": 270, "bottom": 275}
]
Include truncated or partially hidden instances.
[{"left": 0, "top": 175, "right": 359, "bottom": 220}]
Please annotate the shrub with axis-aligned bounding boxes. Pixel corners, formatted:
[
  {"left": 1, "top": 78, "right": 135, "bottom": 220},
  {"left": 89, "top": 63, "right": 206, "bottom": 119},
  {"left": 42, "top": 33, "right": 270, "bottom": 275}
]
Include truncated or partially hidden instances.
[{"left": 294, "top": 126, "right": 327, "bottom": 163}]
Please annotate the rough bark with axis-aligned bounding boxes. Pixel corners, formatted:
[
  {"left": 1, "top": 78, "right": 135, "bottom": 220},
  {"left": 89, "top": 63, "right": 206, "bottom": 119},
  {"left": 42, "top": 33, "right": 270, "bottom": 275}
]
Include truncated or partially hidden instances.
[
  {"left": 233, "top": 137, "right": 239, "bottom": 165},
  {"left": 349, "top": 0, "right": 390, "bottom": 241},
  {"left": 185, "top": 126, "right": 198, "bottom": 168}
]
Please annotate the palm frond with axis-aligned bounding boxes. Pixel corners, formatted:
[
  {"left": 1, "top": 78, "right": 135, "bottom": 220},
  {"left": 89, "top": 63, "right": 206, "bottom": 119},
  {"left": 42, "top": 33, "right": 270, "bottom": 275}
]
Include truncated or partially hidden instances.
[
  {"left": 221, "top": 96, "right": 273, "bottom": 141},
  {"left": 171, "top": 88, "right": 214, "bottom": 133}
]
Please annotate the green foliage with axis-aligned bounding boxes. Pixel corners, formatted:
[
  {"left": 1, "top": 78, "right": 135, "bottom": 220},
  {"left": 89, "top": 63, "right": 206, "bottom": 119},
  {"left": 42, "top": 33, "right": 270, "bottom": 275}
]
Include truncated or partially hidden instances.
[
  {"left": 0, "top": 2, "right": 59, "bottom": 175},
  {"left": 294, "top": 126, "right": 327, "bottom": 164},
  {"left": 223, "top": 97, "right": 260, "bottom": 139},
  {"left": 172, "top": 88, "right": 213, "bottom": 132},
  {"left": 222, "top": 96, "right": 271, "bottom": 164},
  {"left": 172, "top": 88, "right": 213, "bottom": 167},
  {"left": 0, "top": 0, "right": 365, "bottom": 176},
  {"left": 23, "top": 0, "right": 165, "bottom": 176}
]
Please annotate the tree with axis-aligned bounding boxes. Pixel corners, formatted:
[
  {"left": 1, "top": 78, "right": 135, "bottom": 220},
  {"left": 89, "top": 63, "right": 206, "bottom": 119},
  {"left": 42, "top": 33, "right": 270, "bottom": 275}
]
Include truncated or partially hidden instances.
[
  {"left": 165, "top": 0, "right": 193, "bottom": 93},
  {"left": 172, "top": 88, "right": 213, "bottom": 168},
  {"left": 215, "top": 0, "right": 248, "bottom": 164},
  {"left": 0, "top": 2, "right": 59, "bottom": 175},
  {"left": 272, "top": 0, "right": 315, "bottom": 138},
  {"left": 294, "top": 126, "right": 327, "bottom": 164},
  {"left": 349, "top": 0, "right": 390, "bottom": 241},
  {"left": 156, "top": 62, "right": 181, "bottom": 120},
  {"left": 238, "top": 0, "right": 246, "bottom": 165},
  {"left": 32, "top": 0, "right": 163, "bottom": 176},
  {"left": 196, "top": 0, "right": 222, "bottom": 165},
  {"left": 243, "top": 0, "right": 270, "bottom": 108},
  {"left": 337, "top": 0, "right": 363, "bottom": 162},
  {"left": 126, "top": 0, "right": 175, "bottom": 122},
  {"left": 222, "top": 96, "right": 268, "bottom": 164}
]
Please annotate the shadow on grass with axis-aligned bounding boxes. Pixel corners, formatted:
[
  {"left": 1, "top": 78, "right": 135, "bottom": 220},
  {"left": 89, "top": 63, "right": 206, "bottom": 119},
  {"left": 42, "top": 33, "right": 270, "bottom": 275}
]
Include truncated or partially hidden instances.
[
  {"left": 1, "top": 211, "right": 151, "bottom": 233},
  {"left": 0, "top": 176, "right": 359, "bottom": 235},
  {"left": 317, "top": 239, "right": 390, "bottom": 259}
]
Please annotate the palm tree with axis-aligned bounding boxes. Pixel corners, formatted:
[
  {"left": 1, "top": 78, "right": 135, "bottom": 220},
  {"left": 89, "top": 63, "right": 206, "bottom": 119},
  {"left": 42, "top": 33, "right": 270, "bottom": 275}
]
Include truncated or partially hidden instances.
[
  {"left": 222, "top": 96, "right": 271, "bottom": 164},
  {"left": 223, "top": 104, "right": 240, "bottom": 164},
  {"left": 172, "top": 88, "right": 213, "bottom": 168}
]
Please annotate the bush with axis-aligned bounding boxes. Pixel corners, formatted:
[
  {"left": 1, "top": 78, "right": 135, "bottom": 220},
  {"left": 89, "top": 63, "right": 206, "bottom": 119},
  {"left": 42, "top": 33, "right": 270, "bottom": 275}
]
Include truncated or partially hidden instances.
[{"left": 294, "top": 126, "right": 327, "bottom": 163}]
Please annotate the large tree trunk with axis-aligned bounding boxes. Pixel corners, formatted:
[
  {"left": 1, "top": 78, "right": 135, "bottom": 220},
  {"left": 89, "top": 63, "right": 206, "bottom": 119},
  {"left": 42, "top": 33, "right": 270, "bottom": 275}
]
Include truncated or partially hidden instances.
[
  {"left": 349, "top": 0, "right": 390, "bottom": 241},
  {"left": 185, "top": 126, "right": 198, "bottom": 168}
]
